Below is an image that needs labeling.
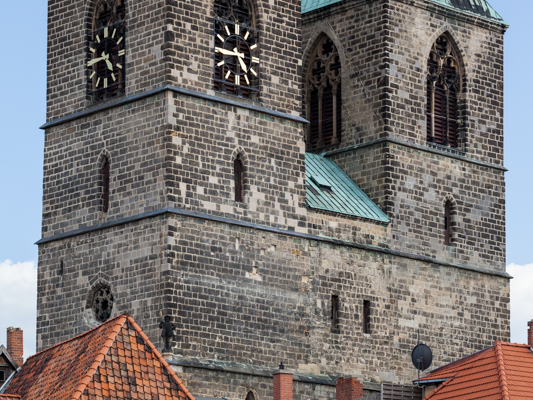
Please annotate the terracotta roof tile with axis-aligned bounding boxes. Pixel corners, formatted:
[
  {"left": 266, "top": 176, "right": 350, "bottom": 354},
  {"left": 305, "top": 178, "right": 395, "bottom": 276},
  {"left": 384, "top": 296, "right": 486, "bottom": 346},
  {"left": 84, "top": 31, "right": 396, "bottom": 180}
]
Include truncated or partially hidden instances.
[
  {"left": 0, "top": 395, "right": 21, "bottom": 399},
  {"left": 2, "top": 314, "right": 195, "bottom": 400},
  {"left": 418, "top": 341, "right": 533, "bottom": 399}
]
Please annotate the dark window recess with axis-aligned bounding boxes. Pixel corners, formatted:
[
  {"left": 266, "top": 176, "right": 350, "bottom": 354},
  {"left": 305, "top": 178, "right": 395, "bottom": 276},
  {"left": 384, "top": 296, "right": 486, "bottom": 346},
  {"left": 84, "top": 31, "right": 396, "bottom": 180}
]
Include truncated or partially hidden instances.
[
  {"left": 234, "top": 157, "right": 243, "bottom": 202},
  {"left": 363, "top": 300, "right": 371, "bottom": 334},
  {"left": 306, "top": 36, "right": 342, "bottom": 150},
  {"left": 59, "top": 260, "right": 64, "bottom": 276},
  {"left": 427, "top": 35, "right": 460, "bottom": 148},
  {"left": 0, "top": 370, "right": 5, "bottom": 381},
  {"left": 444, "top": 200, "right": 452, "bottom": 245},
  {"left": 213, "top": 0, "right": 254, "bottom": 27},
  {"left": 331, "top": 295, "right": 339, "bottom": 330},
  {"left": 245, "top": 392, "right": 256, "bottom": 400},
  {"left": 102, "top": 157, "right": 110, "bottom": 213}
]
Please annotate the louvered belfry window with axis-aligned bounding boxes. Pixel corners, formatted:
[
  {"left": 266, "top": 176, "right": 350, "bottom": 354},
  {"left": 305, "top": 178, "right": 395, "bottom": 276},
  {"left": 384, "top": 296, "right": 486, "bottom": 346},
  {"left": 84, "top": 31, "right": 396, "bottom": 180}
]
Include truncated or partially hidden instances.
[
  {"left": 306, "top": 36, "right": 342, "bottom": 150},
  {"left": 427, "top": 35, "right": 461, "bottom": 147}
]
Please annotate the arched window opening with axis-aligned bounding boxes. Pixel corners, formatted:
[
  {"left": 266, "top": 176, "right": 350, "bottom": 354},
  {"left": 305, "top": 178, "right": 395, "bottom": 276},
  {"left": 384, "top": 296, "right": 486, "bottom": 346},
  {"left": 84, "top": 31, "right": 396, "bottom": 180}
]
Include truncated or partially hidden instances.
[
  {"left": 427, "top": 35, "right": 461, "bottom": 147},
  {"left": 87, "top": 0, "right": 126, "bottom": 102},
  {"left": 444, "top": 200, "right": 452, "bottom": 245},
  {"left": 102, "top": 157, "right": 110, "bottom": 213},
  {"left": 234, "top": 155, "right": 244, "bottom": 202},
  {"left": 213, "top": 0, "right": 259, "bottom": 98},
  {"left": 306, "top": 36, "right": 342, "bottom": 150},
  {"left": 245, "top": 392, "right": 256, "bottom": 400}
]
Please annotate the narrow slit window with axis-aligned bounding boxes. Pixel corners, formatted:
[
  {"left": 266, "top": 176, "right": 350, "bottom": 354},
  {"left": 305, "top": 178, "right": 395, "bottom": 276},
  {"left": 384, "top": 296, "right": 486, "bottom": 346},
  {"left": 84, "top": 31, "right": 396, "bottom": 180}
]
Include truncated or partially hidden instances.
[
  {"left": 363, "top": 300, "right": 371, "bottom": 334},
  {"left": 444, "top": 200, "right": 452, "bottom": 245},
  {"left": 102, "top": 157, "right": 110, "bottom": 213},
  {"left": 234, "top": 156, "right": 243, "bottom": 202},
  {"left": 331, "top": 295, "right": 339, "bottom": 330}
]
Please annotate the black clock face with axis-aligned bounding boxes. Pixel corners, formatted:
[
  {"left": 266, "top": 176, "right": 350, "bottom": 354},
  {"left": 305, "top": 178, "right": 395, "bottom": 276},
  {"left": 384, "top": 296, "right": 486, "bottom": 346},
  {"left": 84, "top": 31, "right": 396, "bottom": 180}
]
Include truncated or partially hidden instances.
[
  {"left": 87, "top": 23, "right": 125, "bottom": 101},
  {"left": 214, "top": 19, "right": 260, "bottom": 98}
]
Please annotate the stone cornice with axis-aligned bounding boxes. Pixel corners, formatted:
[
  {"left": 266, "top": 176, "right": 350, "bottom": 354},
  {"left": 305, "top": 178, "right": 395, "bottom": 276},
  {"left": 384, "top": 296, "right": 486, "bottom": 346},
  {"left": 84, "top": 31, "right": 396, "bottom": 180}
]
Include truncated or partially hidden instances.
[
  {"left": 324, "top": 137, "right": 507, "bottom": 172},
  {"left": 36, "top": 206, "right": 512, "bottom": 279},
  {"left": 40, "top": 85, "right": 308, "bottom": 130}
]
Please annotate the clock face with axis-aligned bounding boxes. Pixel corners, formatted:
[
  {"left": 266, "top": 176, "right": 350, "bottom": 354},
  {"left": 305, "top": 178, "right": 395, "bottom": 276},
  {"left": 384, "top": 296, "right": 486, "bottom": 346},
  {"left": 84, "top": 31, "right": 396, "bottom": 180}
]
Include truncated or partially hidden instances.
[
  {"left": 87, "top": 22, "right": 125, "bottom": 101},
  {"left": 214, "top": 19, "right": 260, "bottom": 98}
]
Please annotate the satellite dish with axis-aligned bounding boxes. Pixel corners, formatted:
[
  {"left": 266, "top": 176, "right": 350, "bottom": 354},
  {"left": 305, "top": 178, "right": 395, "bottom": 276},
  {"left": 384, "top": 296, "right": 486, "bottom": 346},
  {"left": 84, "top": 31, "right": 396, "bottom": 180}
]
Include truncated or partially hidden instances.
[{"left": 412, "top": 343, "right": 433, "bottom": 371}]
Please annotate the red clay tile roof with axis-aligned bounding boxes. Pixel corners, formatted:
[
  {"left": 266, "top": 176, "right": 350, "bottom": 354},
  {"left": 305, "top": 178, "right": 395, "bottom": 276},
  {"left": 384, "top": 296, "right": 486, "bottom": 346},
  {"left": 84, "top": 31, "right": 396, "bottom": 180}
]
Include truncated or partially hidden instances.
[
  {"left": 3, "top": 314, "right": 195, "bottom": 400},
  {"left": 417, "top": 341, "right": 533, "bottom": 399},
  {"left": 0, "top": 395, "right": 21, "bottom": 399}
]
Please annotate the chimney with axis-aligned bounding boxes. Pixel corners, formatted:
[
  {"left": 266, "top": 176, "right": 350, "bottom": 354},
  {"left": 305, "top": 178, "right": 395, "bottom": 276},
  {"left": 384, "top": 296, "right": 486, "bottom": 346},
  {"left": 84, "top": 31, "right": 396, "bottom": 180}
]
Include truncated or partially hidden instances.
[
  {"left": 7, "top": 327, "right": 23, "bottom": 366},
  {"left": 528, "top": 320, "right": 533, "bottom": 346},
  {"left": 273, "top": 364, "right": 293, "bottom": 400},
  {"left": 336, "top": 377, "right": 363, "bottom": 400}
]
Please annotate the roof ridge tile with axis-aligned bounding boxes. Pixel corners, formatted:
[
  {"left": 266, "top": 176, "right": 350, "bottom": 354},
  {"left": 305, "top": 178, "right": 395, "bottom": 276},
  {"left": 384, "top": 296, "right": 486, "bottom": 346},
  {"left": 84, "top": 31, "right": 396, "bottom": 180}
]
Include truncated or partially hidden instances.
[{"left": 494, "top": 340, "right": 510, "bottom": 400}]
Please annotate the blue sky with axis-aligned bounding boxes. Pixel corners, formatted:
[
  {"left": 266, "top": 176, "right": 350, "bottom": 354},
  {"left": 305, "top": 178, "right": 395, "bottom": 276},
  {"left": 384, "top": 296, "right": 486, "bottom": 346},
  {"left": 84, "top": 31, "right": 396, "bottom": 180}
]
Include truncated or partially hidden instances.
[{"left": 0, "top": 0, "right": 531, "bottom": 359}]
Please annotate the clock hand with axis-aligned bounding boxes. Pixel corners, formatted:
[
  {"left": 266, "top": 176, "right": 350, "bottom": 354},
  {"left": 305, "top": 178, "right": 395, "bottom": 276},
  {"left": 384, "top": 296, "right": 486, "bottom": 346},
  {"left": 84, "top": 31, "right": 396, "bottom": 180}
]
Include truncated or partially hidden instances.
[
  {"left": 233, "top": 48, "right": 245, "bottom": 58},
  {"left": 87, "top": 56, "right": 105, "bottom": 67},
  {"left": 237, "top": 55, "right": 247, "bottom": 72},
  {"left": 105, "top": 59, "right": 113, "bottom": 70},
  {"left": 215, "top": 47, "right": 239, "bottom": 56}
]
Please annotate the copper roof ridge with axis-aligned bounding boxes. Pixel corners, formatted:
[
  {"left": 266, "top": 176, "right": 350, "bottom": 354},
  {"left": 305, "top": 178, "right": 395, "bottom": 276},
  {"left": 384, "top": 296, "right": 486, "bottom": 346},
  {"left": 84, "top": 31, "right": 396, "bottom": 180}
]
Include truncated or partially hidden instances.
[
  {"left": 125, "top": 316, "right": 196, "bottom": 400},
  {"left": 494, "top": 340, "right": 510, "bottom": 400},
  {"left": 70, "top": 315, "right": 128, "bottom": 400},
  {"left": 24, "top": 313, "right": 129, "bottom": 363}
]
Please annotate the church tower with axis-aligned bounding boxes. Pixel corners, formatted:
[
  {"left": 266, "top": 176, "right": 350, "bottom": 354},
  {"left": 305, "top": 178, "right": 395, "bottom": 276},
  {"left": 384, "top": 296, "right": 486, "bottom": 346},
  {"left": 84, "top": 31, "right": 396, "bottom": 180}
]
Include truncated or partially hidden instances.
[{"left": 38, "top": 0, "right": 510, "bottom": 398}]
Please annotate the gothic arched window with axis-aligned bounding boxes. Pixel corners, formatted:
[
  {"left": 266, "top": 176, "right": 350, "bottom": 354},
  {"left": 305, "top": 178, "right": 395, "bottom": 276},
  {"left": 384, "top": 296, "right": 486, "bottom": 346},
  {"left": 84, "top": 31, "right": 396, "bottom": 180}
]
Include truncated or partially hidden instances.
[
  {"left": 427, "top": 35, "right": 461, "bottom": 147},
  {"left": 306, "top": 36, "right": 342, "bottom": 150},
  {"left": 87, "top": 0, "right": 126, "bottom": 102}
]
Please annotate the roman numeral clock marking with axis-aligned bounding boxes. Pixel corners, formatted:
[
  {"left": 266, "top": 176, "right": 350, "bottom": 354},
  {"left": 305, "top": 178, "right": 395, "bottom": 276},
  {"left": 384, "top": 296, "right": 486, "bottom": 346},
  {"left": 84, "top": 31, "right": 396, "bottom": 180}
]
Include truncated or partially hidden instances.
[{"left": 213, "top": 19, "right": 260, "bottom": 98}]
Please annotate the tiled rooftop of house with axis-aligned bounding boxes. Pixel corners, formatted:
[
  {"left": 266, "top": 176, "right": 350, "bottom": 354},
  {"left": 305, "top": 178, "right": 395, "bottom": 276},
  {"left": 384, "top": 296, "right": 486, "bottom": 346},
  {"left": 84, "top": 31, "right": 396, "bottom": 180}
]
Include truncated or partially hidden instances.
[
  {"left": 2, "top": 314, "right": 195, "bottom": 400},
  {"left": 417, "top": 341, "right": 533, "bottom": 399}
]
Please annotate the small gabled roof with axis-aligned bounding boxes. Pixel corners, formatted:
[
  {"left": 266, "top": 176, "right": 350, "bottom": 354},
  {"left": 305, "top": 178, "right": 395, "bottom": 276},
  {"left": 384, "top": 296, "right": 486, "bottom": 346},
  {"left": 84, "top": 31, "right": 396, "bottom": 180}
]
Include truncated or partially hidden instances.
[
  {"left": 305, "top": 152, "right": 390, "bottom": 223},
  {"left": 3, "top": 314, "right": 195, "bottom": 400},
  {"left": 301, "top": 0, "right": 505, "bottom": 24},
  {"left": 0, "top": 346, "right": 19, "bottom": 370},
  {"left": 416, "top": 341, "right": 533, "bottom": 399}
]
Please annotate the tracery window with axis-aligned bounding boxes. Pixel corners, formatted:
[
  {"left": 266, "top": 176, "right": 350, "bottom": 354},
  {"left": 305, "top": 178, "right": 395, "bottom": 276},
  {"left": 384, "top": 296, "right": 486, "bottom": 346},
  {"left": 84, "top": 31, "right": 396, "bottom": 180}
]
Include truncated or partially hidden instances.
[
  {"left": 87, "top": 0, "right": 126, "bottom": 102},
  {"left": 427, "top": 35, "right": 461, "bottom": 147},
  {"left": 306, "top": 36, "right": 342, "bottom": 151},
  {"left": 213, "top": 0, "right": 259, "bottom": 98}
]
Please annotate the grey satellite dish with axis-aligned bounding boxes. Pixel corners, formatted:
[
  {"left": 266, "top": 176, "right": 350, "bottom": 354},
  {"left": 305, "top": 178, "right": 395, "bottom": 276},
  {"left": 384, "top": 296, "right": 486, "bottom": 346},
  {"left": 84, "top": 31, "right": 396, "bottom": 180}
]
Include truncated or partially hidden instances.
[{"left": 412, "top": 343, "right": 433, "bottom": 371}]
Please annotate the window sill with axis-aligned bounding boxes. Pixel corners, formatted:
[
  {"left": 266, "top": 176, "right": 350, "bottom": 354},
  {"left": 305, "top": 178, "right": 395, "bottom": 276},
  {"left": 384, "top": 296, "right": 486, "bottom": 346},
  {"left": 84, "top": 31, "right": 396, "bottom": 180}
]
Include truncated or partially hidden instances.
[
  {"left": 426, "top": 141, "right": 464, "bottom": 156},
  {"left": 330, "top": 328, "right": 340, "bottom": 334}
]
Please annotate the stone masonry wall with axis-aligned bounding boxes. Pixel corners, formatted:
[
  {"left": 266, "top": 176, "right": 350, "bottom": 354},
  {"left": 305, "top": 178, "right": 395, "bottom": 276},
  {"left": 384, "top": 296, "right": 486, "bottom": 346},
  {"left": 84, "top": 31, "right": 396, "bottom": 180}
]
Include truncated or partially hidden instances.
[
  {"left": 303, "top": 0, "right": 506, "bottom": 271},
  {"left": 331, "top": 143, "right": 506, "bottom": 271},
  {"left": 46, "top": 0, "right": 167, "bottom": 121},
  {"left": 165, "top": 92, "right": 307, "bottom": 232},
  {"left": 37, "top": 213, "right": 510, "bottom": 384},
  {"left": 164, "top": 0, "right": 302, "bottom": 115},
  {"left": 36, "top": 215, "right": 169, "bottom": 351},
  {"left": 163, "top": 214, "right": 509, "bottom": 384},
  {"left": 41, "top": 94, "right": 168, "bottom": 239}
]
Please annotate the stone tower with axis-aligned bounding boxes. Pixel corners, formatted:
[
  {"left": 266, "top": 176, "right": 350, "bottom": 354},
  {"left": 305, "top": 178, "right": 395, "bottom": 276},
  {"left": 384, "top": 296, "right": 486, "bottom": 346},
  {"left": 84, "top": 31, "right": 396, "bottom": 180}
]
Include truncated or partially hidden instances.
[{"left": 37, "top": 0, "right": 510, "bottom": 398}]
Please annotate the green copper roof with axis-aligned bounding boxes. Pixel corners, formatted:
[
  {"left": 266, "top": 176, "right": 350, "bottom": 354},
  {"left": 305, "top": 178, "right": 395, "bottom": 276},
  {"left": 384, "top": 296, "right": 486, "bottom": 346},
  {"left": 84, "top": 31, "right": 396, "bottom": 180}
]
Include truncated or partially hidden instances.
[
  {"left": 301, "top": 0, "right": 343, "bottom": 14},
  {"left": 305, "top": 153, "right": 390, "bottom": 223},
  {"left": 301, "top": 0, "right": 505, "bottom": 24}
]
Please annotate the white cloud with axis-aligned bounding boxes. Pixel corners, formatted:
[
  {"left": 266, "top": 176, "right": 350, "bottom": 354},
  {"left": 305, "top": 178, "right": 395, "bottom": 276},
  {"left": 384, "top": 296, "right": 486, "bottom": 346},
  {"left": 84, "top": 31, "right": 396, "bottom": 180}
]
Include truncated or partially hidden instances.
[
  {"left": 507, "top": 263, "right": 533, "bottom": 344},
  {"left": 0, "top": 259, "right": 37, "bottom": 361}
]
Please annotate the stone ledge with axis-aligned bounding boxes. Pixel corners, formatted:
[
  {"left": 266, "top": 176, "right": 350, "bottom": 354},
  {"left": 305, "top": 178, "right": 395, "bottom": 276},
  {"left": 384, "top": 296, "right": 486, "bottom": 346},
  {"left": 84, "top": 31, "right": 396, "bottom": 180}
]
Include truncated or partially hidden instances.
[
  {"left": 40, "top": 85, "right": 309, "bottom": 130},
  {"left": 35, "top": 207, "right": 512, "bottom": 279}
]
